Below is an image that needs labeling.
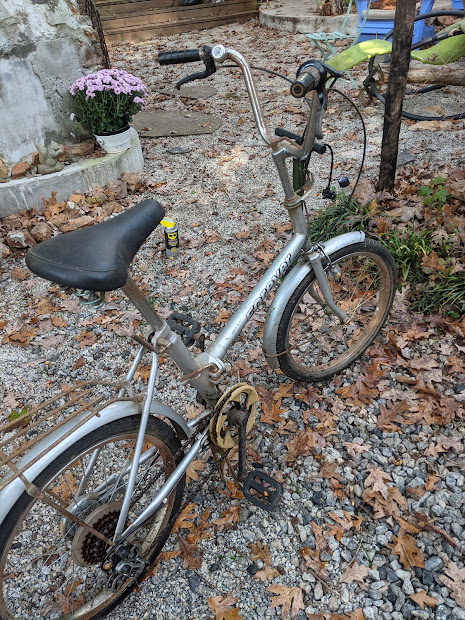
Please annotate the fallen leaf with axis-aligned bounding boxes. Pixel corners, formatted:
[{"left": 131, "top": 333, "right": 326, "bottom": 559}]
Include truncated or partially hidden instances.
[
  {"left": 267, "top": 585, "right": 305, "bottom": 619},
  {"left": 214, "top": 505, "right": 240, "bottom": 531},
  {"left": 364, "top": 467, "right": 392, "bottom": 500},
  {"left": 185, "top": 459, "right": 205, "bottom": 484},
  {"left": 177, "top": 536, "right": 202, "bottom": 570},
  {"left": 410, "top": 590, "right": 438, "bottom": 610},
  {"left": 440, "top": 562, "right": 465, "bottom": 607},
  {"left": 390, "top": 532, "right": 424, "bottom": 569},
  {"left": 172, "top": 503, "right": 197, "bottom": 532},
  {"left": 254, "top": 566, "right": 280, "bottom": 581},
  {"left": 340, "top": 562, "right": 369, "bottom": 586},
  {"left": 249, "top": 541, "right": 272, "bottom": 565},
  {"left": 207, "top": 595, "right": 242, "bottom": 620}
]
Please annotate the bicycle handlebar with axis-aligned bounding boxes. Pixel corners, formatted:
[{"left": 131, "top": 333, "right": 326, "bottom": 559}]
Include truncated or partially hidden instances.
[
  {"left": 158, "top": 49, "right": 202, "bottom": 65},
  {"left": 157, "top": 44, "right": 329, "bottom": 198},
  {"left": 290, "top": 64, "right": 322, "bottom": 98}
]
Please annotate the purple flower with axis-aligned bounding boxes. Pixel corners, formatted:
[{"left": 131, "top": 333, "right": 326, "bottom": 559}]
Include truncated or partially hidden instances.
[{"left": 69, "top": 68, "right": 148, "bottom": 133}]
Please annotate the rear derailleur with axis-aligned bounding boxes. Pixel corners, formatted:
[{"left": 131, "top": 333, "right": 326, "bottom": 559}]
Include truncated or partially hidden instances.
[{"left": 102, "top": 541, "right": 147, "bottom": 591}]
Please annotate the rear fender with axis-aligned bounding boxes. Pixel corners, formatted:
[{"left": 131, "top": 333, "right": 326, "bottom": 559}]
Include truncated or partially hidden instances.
[{"left": 0, "top": 399, "right": 191, "bottom": 524}]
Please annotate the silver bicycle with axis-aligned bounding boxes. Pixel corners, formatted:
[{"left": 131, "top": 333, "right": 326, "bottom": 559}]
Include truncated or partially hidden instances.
[{"left": 0, "top": 45, "right": 396, "bottom": 619}]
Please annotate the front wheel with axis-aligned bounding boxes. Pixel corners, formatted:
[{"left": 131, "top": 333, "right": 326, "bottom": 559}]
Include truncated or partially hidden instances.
[
  {"left": 0, "top": 415, "right": 185, "bottom": 619},
  {"left": 275, "top": 240, "right": 396, "bottom": 382}
]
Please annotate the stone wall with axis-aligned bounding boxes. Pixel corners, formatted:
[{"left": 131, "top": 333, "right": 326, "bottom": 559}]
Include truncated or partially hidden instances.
[{"left": 0, "top": 0, "right": 103, "bottom": 171}]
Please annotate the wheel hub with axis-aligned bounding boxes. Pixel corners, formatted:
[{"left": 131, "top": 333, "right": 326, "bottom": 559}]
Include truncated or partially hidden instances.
[{"left": 71, "top": 502, "right": 122, "bottom": 567}]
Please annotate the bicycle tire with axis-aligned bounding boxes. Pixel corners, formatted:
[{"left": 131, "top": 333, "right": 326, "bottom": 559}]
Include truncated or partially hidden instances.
[
  {"left": 366, "top": 10, "right": 465, "bottom": 122},
  {"left": 275, "top": 240, "right": 396, "bottom": 382},
  {"left": 0, "top": 415, "right": 185, "bottom": 619}
]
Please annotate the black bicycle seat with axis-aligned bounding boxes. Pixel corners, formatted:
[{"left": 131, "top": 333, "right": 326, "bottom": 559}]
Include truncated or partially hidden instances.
[{"left": 26, "top": 199, "right": 165, "bottom": 291}]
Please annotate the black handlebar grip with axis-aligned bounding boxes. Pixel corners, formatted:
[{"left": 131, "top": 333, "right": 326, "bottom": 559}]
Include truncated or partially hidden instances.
[
  {"left": 290, "top": 66, "right": 321, "bottom": 98},
  {"left": 158, "top": 49, "right": 201, "bottom": 65}
]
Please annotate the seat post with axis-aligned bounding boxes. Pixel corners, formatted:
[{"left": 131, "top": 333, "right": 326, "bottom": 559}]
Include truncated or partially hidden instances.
[{"left": 121, "top": 277, "right": 165, "bottom": 332}]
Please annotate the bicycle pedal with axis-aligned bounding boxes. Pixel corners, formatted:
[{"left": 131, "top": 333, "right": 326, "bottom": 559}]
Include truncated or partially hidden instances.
[
  {"left": 242, "top": 469, "right": 282, "bottom": 512},
  {"left": 166, "top": 313, "right": 203, "bottom": 348}
]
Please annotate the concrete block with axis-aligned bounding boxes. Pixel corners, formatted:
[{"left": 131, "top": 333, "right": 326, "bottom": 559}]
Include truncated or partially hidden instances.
[{"left": 0, "top": 129, "right": 143, "bottom": 217}]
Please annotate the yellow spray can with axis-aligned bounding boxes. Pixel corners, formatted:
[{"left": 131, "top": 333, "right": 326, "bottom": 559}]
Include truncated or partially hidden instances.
[{"left": 160, "top": 217, "right": 179, "bottom": 259}]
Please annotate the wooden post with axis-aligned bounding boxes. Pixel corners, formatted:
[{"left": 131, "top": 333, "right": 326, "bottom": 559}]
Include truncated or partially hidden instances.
[{"left": 377, "top": 0, "right": 418, "bottom": 191}]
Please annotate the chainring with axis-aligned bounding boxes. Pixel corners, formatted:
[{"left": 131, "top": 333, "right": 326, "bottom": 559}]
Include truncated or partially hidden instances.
[{"left": 209, "top": 383, "right": 258, "bottom": 449}]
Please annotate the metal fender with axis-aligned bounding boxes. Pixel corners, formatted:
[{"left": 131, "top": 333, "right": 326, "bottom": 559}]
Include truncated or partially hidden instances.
[
  {"left": 0, "top": 399, "right": 191, "bottom": 524},
  {"left": 263, "top": 231, "right": 365, "bottom": 370}
]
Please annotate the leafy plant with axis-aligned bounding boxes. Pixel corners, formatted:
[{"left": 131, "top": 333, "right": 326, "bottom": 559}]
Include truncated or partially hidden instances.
[
  {"left": 69, "top": 69, "right": 147, "bottom": 134},
  {"left": 307, "top": 192, "right": 373, "bottom": 242},
  {"left": 418, "top": 176, "right": 449, "bottom": 208},
  {"left": 384, "top": 227, "right": 432, "bottom": 284},
  {"left": 410, "top": 272, "right": 465, "bottom": 318},
  {"left": 7, "top": 406, "right": 28, "bottom": 423}
]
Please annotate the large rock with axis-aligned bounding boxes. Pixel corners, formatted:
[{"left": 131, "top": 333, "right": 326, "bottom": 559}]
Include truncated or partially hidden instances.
[{"left": 0, "top": 0, "right": 103, "bottom": 166}]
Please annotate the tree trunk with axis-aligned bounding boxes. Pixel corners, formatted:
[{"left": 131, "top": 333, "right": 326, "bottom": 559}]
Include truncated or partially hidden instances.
[{"left": 378, "top": 0, "right": 417, "bottom": 191}]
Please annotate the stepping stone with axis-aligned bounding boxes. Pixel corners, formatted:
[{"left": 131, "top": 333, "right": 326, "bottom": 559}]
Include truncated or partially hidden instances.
[
  {"left": 396, "top": 150, "right": 416, "bottom": 167},
  {"left": 159, "top": 85, "right": 218, "bottom": 99},
  {"left": 133, "top": 110, "right": 222, "bottom": 138}
]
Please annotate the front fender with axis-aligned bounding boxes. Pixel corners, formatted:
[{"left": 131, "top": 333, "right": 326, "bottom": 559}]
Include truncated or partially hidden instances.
[
  {"left": 263, "top": 232, "right": 365, "bottom": 369},
  {"left": 0, "top": 399, "right": 191, "bottom": 525}
]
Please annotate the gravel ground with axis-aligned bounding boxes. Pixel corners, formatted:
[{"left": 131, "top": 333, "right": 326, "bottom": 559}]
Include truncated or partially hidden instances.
[{"left": 1, "top": 17, "right": 465, "bottom": 620}]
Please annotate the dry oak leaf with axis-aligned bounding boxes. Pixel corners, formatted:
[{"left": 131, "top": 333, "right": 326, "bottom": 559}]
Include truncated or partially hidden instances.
[
  {"left": 390, "top": 532, "right": 424, "bottom": 569},
  {"left": 299, "top": 546, "right": 330, "bottom": 582},
  {"left": 185, "top": 508, "right": 213, "bottom": 545},
  {"left": 254, "top": 566, "right": 280, "bottom": 581},
  {"left": 343, "top": 441, "right": 370, "bottom": 458},
  {"left": 440, "top": 561, "right": 465, "bottom": 608},
  {"left": 214, "top": 505, "right": 240, "bottom": 531},
  {"left": 267, "top": 585, "right": 305, "bottom": 619},
  {"left": 409, "top": 590, "right": 438, "bottom": 610},
  {"left": 340, "top": 562, "right": 369, "bottom": 586},
  {"left": 176, "top": 535, "right": 202, "bottom": 570},
  {"left": 207, "top": 595, "right": 242, "bottom": 620},
  {"left": 364, "top": 467, "right": 392, "bottom": 499},
  {"left": 2, "top": 325, "right": 38, "bottom": 347},
  {"left": 172, "top": 503, "right": 197, "bottom": 532},
  {"left": 249, "top": 541, "right": 272, "bottom": 565},
  {"left": 185, "top": 459, "right": 205, "bottom": 484}
]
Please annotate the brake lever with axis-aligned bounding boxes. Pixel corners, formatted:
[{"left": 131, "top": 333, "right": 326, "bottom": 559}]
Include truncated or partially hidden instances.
[{"left": 176, "top": 45, "right": 216, "bottom": 89}]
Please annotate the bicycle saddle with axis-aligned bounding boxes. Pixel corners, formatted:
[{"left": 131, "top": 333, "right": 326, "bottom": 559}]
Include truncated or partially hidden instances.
[{"left": 26, "top": 199, "right": 165, "bottom": 291}]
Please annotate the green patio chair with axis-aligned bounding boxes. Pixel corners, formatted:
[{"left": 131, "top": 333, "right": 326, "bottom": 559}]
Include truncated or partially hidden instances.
[{"left": 306, "top": 0, "right": 370, "bottom": 86}]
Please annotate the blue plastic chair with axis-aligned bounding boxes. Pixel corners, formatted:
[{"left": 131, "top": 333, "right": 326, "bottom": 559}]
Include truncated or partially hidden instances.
[{"left": 355, "top": 0, "right": 436, "bottom": 42}]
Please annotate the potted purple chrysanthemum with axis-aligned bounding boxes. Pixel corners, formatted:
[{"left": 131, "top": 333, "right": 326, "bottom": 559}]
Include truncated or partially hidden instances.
[{"left": 69, "top": 68, "right": 147, "bottom": 153}]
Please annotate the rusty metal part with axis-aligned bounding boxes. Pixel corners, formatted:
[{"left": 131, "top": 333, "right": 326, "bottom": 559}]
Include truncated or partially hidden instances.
[
  {"left": 0, "top": 380, "right": 131, "bottom": 494},
  {"left": 179, "top": 363, "right": 218, "bottom": 383},
  {"left": 72, "top": 502, "right": 122, "bottom": 565},
  {"left": 130, "top": 332, "right": 158, "bottom": 354},
  {"left": 82, "top": 0, "right": 111, "bottom": 69},
  {"left": 209, "top": 383, "right": 258, "bottom": 449}
]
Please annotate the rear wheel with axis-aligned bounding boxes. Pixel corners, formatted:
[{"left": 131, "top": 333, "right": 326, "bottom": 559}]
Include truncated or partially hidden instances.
[
  {"left": 0, "top": 415, "right": 185, "bottom": 619},
  {"left": 275, "top": 240, "right": 396, "bottom": 382}
]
